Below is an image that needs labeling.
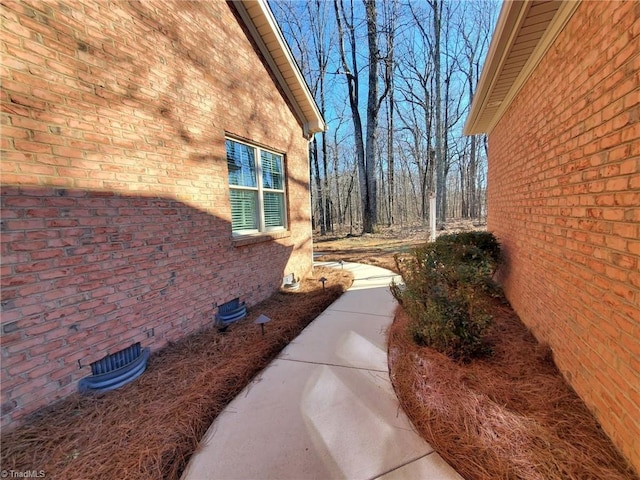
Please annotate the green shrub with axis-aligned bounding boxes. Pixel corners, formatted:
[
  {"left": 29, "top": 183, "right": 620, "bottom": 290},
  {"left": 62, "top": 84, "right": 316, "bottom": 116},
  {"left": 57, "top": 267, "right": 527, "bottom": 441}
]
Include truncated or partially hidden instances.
[
  {"left": 391, "top": 232, "right": 501, "bottom": 360},
  {"left": 435, "top": 231, "right": 502, "bottom": 272}
]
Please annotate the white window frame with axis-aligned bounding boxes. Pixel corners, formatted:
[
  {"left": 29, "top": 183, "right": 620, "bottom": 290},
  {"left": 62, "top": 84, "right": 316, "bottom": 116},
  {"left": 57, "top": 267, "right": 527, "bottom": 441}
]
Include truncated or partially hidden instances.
[{"left": 226, "top": 137, "right": 288, "bottom": 236}]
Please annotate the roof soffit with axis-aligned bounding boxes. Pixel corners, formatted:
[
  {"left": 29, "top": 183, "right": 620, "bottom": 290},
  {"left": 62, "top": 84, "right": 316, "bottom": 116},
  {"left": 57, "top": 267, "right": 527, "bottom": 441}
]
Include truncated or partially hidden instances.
[
  {"left": 234, "top": 0, "right": 326, "bottom": 137},
  {"left": 464, "top": 0, "right": 580, "bottom": 135}
]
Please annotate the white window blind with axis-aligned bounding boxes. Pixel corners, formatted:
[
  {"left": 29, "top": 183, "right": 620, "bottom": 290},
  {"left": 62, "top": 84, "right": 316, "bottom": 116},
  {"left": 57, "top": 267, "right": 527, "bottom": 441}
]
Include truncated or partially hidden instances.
[{"left": 226, "top": 138, "right": 287, "bottom": 234}]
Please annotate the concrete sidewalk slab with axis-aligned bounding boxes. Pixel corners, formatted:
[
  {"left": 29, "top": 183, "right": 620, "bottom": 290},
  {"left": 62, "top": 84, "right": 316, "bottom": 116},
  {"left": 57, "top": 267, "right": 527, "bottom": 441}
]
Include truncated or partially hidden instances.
[
  {"left": 317, "top": 262, "right": 401, "bottom": 291},
  {"left": 181, "top": 262, "right": 463, "bottom": 480},
  {"left": 279, "top": 310, "right": 389, "bottom": 371},
  {"left": 325, "top": 286, "right": 398, "bottom": 318},
  {"left": 377, "top": 454, "right": 464, "bottom": 479},
  {"left": 183, "top": 360, "right": 432, "bottom": 480}
]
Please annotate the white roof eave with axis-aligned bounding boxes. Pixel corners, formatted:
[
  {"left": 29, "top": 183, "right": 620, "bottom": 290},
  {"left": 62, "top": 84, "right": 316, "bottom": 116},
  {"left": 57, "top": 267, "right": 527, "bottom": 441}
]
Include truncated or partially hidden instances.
[
  {"left": 236, "top": 0, "right": 326, "bottom": 138},
  {"left": 464, "top": 0, "right": 580, "bottom": 136}
]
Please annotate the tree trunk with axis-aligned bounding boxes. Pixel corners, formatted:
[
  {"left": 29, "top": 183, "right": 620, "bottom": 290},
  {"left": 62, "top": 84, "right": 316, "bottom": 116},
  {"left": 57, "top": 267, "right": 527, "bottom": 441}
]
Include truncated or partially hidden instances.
[
  {"left": 384, "top": 0, "right": 396, "bottom": 227},
  {"left": 385, "top": 86, "right": 394, "bottom": 226},
  {"left": 363, "top": 0, "right": 379, "bottom": 233},
  {"left": 432, "top": 0, "right": 446, "bottom": 226},
  {"left": 312, "top": 137, "right": 326, "bottom": 235},
  {"left": 469, "top": 134, "right": 477, "bottom": 218},
  {"left": 321, "top": 132, "right": 332, "bottom": 232},
  {"left": 334, "top": 0, "right": 367, "bottom": 234},
  {"left": 332, "top": 134, "right": 342, "bottom": 229}
]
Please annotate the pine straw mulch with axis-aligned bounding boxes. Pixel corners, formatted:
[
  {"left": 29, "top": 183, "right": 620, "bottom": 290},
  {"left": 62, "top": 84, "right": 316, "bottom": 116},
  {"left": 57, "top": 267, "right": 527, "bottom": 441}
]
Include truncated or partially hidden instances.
[
  {"left": 388, "top": 301, "right": 639, "bottom": 480},
  {"left": 1, "top": 266, "right": 353, "bottom": 480}
]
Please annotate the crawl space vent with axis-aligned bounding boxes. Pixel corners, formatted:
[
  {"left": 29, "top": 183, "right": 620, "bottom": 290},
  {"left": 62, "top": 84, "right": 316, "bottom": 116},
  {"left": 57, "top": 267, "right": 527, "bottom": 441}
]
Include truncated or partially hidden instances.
[
  {"left": 216, "top": 298, "right": 247, "bottom": 324},
  {"left": 79, "top": 342, "right": 150, "bottom": 393}
]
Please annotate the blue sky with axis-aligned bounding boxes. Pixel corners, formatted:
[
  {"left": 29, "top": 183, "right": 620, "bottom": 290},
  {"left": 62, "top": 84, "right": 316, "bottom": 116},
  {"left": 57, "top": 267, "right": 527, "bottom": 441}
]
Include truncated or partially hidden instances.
[{"left": 271, "top": 0, "right": 501, "bottom": 174}]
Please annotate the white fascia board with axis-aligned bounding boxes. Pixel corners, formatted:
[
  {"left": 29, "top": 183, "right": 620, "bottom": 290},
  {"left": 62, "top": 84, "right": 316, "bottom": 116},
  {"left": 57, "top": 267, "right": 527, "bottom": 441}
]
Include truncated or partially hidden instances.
[{"left": 236, "top": 0, "right": 326, "bottom": 138}]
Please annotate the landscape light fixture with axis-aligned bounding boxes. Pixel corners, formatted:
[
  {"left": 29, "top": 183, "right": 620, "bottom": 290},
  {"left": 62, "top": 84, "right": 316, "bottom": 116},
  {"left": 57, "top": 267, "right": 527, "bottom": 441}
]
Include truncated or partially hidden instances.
[
  {"left": 255, "top": 314, "right": 271, "bottom": 336},
  {"left": 319, "top": 276, "right": 327, "bottom": 290}
]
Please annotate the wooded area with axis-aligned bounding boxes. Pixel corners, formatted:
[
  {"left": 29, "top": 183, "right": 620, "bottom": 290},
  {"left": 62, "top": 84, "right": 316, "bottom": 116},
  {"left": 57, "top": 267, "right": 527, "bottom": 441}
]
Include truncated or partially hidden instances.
[{"left": 272, "top": 0, "right": 498, "bottom": 234}]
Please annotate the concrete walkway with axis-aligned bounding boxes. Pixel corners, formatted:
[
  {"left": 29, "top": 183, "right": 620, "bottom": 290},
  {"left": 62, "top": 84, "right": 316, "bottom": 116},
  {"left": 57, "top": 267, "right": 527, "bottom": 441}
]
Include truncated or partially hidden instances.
[{"left": 181, "top": 262, "right": 463, "bottom": 480}]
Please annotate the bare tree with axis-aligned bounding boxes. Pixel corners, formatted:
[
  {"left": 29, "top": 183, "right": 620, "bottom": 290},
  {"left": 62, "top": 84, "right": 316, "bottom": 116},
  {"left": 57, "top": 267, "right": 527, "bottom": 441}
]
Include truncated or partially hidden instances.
[
  {"left": 273, "top": 0, "right": 497, "bottom": 231},
  {"left": 427, "top": 0, "right": 446, "bottom": 225},
  {"left": 363, "top": 0, "right": 381, "bottom": 233},
  {"left": 381, "top": 0, "right": 397, "bottom": 225},
  {"left": 334, "top": 0, "right": 390, "bottom": 234},
  {"left": 333, "top": 0, "right": 368, "bottom": 233},
  {"left": 459, "top": 1, "right": 495, "bottom": 219},
  {"left": 273, "top": 0, "right": 334, "bottom": 234},
  {"left": 441, "top": 2, "right": 467, "bottom": 224},
  {"left": 307, "top": 0, "right": 334, "bottom": 233},
  {"left": 397, "top": 2, "right": 436, "bottom": 221}
]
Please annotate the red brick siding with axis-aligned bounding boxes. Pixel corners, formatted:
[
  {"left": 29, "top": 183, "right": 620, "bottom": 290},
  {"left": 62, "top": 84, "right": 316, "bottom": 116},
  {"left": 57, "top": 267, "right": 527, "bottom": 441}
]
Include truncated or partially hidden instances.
[
  {"left": 1, "top": 0, "right": 312, "bottom": 428},
  {"left": 487, "top": 1, "right": 639, "bottom": 471}
]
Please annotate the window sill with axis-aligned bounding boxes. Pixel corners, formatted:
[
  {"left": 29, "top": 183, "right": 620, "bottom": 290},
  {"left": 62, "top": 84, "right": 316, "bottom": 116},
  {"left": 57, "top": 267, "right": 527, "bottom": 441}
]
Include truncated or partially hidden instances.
[{"left": 232, "top": 230, "right": 291, "bottom": 247}]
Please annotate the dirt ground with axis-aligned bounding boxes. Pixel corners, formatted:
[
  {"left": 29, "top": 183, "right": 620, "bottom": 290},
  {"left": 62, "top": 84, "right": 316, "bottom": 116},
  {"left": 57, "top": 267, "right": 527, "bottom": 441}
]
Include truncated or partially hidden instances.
[{"left": 314, "top": 219, "right": 485, "bottom": 271}]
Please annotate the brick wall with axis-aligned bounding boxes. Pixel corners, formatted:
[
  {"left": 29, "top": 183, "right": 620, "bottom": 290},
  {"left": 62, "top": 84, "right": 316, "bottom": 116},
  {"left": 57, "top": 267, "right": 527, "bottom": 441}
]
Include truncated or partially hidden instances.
[
  {"left": 488, "top": 1, "right": 639, "bottom": 471},
  {"left": 1, "top": 0, "right": 313, "bottom": 428}
]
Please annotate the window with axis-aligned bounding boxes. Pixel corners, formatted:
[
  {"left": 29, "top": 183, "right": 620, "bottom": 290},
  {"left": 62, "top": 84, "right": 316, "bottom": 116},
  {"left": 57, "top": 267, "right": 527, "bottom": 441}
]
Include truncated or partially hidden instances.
[{"left": 226, "top": 138, "right": 287, "bottom": 235}]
